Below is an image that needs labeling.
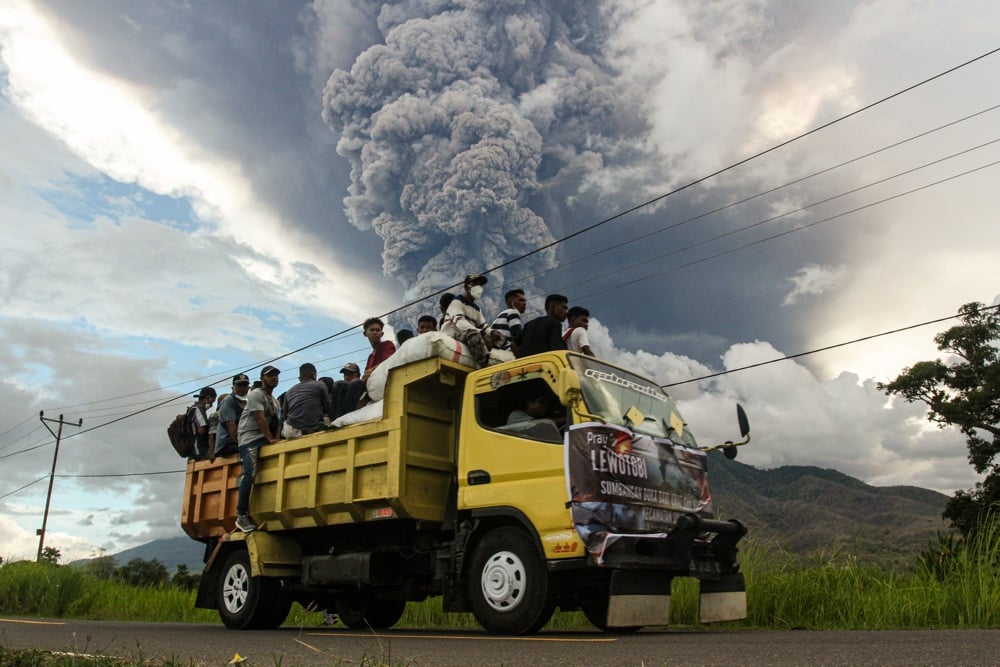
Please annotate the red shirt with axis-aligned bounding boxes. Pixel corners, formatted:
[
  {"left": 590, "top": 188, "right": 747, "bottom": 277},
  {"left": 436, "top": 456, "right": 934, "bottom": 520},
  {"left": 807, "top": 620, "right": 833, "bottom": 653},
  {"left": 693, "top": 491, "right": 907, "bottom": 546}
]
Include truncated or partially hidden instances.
[{"left": 365, "top": 340, "right": 396, "bottom": 374}]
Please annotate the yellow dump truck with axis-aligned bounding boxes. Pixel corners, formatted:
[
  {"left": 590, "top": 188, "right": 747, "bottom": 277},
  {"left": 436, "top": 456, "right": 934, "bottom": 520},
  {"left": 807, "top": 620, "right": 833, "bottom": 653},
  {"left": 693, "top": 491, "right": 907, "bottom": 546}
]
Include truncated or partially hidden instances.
[{"left": 182, "top": 351, "right": 750, "bottom": 634}]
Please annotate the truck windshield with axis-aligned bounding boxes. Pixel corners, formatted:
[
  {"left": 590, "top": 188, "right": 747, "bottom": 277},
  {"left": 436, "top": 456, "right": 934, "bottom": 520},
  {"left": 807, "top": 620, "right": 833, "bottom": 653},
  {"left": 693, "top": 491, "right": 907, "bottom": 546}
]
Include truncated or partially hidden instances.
[{"left": 568, "top": 356, "right": 698, "bottom": 447}]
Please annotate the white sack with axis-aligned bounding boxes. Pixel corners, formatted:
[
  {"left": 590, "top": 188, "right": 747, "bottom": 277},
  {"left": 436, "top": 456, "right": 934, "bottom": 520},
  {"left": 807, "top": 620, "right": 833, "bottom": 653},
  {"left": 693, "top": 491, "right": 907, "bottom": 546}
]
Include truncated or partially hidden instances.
[
  {"left": 367, "top": 332, "right": 475, "bottom": 401},
  {"left": 332, "top": 399, "right": 384, "bottom": 428}
]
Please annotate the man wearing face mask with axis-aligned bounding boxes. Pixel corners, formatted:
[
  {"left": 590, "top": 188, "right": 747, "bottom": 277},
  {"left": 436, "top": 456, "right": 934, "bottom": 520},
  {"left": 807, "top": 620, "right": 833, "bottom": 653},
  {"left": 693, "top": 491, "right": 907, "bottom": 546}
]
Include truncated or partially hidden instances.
[{"left": 442, "top": 273, "right": 494, "bottom": 367}]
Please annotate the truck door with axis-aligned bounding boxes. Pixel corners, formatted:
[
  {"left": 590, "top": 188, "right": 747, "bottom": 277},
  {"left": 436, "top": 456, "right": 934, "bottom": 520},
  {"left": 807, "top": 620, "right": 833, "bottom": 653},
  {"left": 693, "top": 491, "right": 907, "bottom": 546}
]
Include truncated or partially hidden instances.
[{"left": 458, "top": 362, "right": 574, "bottom": 545}]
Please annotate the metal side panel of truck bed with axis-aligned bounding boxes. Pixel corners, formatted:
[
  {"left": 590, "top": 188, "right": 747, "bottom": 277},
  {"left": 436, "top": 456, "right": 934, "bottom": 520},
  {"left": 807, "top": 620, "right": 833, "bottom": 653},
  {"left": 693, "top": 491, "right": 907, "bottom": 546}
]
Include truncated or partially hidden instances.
[{"left": 181, "top": 356, "right": 468, "bottom": 540}]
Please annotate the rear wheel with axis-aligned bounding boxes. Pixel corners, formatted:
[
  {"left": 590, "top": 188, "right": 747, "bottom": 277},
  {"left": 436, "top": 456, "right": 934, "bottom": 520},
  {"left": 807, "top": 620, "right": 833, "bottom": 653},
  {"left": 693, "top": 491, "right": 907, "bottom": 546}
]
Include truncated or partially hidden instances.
[
  {"left": 217, "top": 549, "right": 288, "bottom": 629},
  {"left": 466, "top": 527, "right": 554, "bottom": 635},
  {"left": 334, "top": 596, "right": 407, "bottom": 629}
]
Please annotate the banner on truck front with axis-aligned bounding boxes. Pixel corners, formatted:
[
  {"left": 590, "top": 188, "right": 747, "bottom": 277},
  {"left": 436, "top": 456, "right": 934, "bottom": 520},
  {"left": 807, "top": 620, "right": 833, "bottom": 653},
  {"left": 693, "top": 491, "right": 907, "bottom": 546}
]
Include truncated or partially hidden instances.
[{"left": 564, "top": 422, "right": 711, "bottom": 561}]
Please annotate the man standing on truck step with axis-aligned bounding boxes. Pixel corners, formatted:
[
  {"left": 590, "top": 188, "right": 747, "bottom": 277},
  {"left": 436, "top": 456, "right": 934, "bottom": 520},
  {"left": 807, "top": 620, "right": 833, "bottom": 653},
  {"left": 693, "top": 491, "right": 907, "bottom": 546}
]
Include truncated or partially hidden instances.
[
  {"left": 515, "top": 294, "right": 569, "bottom": 357},
  {"left": 213, "top": 373, "right": 250, "bottom": 458},
  {"left": 442, "top": 273, "right": 495, "bottom": 367},
  {"left": 235, "top": 365, "right": 282, "bottom": 533},
  {"left": 282, "top": 363, "right": 332, "bottom": 438}
]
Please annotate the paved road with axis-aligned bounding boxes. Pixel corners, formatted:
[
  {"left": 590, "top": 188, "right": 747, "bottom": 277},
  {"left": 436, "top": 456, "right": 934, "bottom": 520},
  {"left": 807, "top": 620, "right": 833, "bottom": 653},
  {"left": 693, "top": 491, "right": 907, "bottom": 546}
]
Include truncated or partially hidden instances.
[{"left": 2, "top": 618, "right": 1000, "bottom": 666}]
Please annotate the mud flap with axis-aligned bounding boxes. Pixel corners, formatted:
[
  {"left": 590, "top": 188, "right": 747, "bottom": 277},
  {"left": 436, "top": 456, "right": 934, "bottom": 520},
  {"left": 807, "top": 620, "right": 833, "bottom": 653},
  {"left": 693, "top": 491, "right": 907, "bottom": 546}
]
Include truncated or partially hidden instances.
[
  {"left": 606, "top": 570, "right": 671, "bottom": 627},
  {"left": 699, "top": 572, "right": 746, "bottom": 623}
]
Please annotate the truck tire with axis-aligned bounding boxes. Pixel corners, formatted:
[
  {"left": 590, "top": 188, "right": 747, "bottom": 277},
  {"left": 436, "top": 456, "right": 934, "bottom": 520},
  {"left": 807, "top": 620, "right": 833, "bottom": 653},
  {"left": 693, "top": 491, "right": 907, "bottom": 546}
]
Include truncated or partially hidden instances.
[
  {"left": 466, "top": 527, "right": 555, "bottom": 635},
  {"left": 217, "top": 549, "right": 287, "bottom": 629},
  {"left": 334, "top": 597, "right": 406, "bottom": 629},
  {"left": 581, "top": 596, "right": 641, "bottom": 634}
]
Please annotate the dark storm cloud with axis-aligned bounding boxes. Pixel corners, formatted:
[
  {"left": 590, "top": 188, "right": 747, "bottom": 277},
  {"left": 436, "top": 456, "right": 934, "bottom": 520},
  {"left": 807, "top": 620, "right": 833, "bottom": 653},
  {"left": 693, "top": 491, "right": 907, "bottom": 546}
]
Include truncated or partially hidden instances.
[{"left": 321, "top": 0, "right": 653, "bottom": 312}]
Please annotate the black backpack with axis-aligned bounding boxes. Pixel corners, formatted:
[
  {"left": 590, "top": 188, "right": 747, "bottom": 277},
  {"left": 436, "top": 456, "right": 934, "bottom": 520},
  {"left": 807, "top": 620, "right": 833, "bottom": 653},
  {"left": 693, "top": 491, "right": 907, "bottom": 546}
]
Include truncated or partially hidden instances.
[{"left": 167, "top": 405, "right": 198, "bottom": 458}]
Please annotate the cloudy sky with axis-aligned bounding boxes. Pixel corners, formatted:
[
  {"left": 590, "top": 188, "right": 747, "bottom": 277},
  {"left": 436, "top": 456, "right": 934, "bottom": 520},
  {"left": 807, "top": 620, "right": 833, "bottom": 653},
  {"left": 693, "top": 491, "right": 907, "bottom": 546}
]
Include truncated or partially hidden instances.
[{"left": 1, "top": 0, "right": 998, "bottom": 562}]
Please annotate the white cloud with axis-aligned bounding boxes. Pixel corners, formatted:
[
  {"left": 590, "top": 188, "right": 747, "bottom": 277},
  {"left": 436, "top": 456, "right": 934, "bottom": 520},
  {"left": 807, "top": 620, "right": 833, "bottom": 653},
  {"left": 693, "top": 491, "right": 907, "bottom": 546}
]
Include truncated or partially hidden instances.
[
  {"left": 783, "top": 263, "right": 847, "bottom": 305},
  {"left": 0, "top": 0, "right": 387, "bottom": 323},
  {"left": 0, "top": 510, "right": 100, "bottom": 563},
  {"left": 591, "top": 319, "right": 978, "bottom": 495}
]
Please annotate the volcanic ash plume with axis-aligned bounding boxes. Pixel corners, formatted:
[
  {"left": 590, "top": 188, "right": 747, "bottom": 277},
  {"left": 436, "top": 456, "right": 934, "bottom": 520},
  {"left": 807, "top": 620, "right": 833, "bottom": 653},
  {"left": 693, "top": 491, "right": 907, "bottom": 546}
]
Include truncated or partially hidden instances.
[{"left": 321, "top": 0, "right": 648, "bottom": 312}]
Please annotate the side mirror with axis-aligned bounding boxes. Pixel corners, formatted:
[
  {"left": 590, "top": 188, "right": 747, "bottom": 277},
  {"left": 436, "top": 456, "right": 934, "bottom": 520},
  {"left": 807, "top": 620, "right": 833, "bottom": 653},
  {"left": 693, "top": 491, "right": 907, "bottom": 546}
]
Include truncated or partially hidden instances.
[
  {"left": 698, "top": 404, "right": 750, "bottom": 455},
  {"left": 737, "top": 404, "right": 750, "bottom": 438}
]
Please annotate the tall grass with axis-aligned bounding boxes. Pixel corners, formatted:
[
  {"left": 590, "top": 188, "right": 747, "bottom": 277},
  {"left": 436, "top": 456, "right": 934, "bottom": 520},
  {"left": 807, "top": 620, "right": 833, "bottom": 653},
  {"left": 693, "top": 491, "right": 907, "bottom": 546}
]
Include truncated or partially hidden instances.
[
  {"left": 743, "top": 527, "right": 1000, "bottom": 629},
  {"left": 5, "top": 528, "right": 1000, "bottom": 631},
  {"left": 0, "top": 560, "right": 216, "bottom": 623}
]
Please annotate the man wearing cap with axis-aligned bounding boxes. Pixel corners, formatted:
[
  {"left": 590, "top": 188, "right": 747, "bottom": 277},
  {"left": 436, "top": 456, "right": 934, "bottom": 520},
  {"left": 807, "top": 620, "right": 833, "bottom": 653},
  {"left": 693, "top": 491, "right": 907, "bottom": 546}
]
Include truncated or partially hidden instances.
[
  {"left": 330, "top": 362, "right": 361, "bottom": 419},
  {"left": 235, "top": 365, "right": 282, "bottom": 532},
  {"left": 442, "top": 273, "right": 494, "bottom": 367},
  {"left": 191, "top": 386, "right": 217, "bottom": 460},
  {"left": 213, "top": 373, "right": 251, "bottom": 458},
  {"left": 281, "top": 363, "right": 332, "bottom": 439}
]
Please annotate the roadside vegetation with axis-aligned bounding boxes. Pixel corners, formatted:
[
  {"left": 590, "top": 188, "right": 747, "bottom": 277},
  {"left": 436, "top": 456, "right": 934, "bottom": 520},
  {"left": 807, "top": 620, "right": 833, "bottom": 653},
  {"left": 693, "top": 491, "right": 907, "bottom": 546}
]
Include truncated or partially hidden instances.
[{"left": 3, "top": 527, "right": 1000, "bottom": 632}]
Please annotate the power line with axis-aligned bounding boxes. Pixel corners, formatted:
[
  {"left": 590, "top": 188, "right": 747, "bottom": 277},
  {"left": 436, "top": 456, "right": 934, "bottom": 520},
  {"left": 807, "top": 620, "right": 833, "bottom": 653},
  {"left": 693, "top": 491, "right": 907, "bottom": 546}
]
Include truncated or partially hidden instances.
[
  {"left": 573, "top": 158, "right": 1000, "bottom": 301},
  {"left": 664, "top": 305, "right": 1000, "bottom": 387},
  {"left": 55, "top": 470, "right": 183, "bottom": 478},
  {"left": 1, "top": 303, "right": 995, "bottom": 497},
  {"left": 515, "top": 103, "right": 1000, "bottom": 289},
  {"left": 558, "top": 140, "right": 1000, "bottom": 297},
  {"left": 0, "top": 476, "right": 48, "bottom": 500},
  {"left": 471, "top": 46, "right": 1000, "bottom": 280}
]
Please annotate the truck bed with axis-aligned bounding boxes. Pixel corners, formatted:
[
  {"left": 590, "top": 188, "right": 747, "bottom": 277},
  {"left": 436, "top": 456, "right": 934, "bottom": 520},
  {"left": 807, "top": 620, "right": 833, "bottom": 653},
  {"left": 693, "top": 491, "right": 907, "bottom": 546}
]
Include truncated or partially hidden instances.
[{"left": 181, "top": 356, "right": 469, "bottom": 541}]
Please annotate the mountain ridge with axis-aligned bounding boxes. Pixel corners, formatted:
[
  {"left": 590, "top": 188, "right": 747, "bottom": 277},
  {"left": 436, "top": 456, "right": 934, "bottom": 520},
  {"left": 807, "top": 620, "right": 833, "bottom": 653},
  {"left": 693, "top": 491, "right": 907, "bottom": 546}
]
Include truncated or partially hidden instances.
[{"left": 93, "top": 457, "right": 950, "bottom": 573}]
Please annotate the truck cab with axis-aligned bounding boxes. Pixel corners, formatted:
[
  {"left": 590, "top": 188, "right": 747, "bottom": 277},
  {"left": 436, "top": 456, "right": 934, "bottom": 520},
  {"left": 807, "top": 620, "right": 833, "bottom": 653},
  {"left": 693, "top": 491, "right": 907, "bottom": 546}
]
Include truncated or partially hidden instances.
[{"left": 453, "top": 351, "right": 747, "bottom": 633}]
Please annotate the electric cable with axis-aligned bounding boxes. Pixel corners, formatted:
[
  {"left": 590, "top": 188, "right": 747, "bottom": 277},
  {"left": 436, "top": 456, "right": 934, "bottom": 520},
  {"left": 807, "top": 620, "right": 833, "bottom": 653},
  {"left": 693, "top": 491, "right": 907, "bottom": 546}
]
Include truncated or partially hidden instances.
[
  {"left": 559, "top": 139, "right": 1000, "bottom": 296},
  {"left": 663, "top": 305, "right": 1000, "bottom": 388},
  {"left": 7, "top": 303, "right": 995, "bottom": 488},
  {"left": 499, "top": 103, "right": 1000, "bottom": 291},
  {"left": 573, "top": 158, "right": 1000, "bottom": 302}
]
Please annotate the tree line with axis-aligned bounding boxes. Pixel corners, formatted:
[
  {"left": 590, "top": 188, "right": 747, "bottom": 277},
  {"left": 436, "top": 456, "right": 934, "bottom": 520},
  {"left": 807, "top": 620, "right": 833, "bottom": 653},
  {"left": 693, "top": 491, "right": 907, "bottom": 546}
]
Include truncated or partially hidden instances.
[{"left": 18, "top": 547, "right": 200, "bottom": 590}]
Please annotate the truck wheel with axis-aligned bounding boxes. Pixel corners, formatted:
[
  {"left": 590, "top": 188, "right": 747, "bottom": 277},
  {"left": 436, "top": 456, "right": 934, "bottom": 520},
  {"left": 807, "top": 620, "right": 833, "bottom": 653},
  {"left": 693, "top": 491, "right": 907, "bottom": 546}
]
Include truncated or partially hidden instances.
[
  {"left": 581, "top": 596, "right": 641, "bottom": 634},
  {"left": 217, "top": 549, "right": 282, "bottom": 629},
  {"left": 258, "top": 593, "right": 292, "bottom": 629},
  {"left": 334, "top": 597, "right": 406, "bottom": 629},
  {"left": 466, "top": 527, "right": 554, "bottom": 635}
]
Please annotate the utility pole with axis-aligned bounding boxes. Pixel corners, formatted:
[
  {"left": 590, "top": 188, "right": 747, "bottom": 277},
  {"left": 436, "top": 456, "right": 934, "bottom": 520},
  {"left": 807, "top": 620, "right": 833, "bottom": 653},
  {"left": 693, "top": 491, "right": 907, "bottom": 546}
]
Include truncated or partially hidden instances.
[{"left": 37, "top": 411, "right": 82, "bottom": 563}]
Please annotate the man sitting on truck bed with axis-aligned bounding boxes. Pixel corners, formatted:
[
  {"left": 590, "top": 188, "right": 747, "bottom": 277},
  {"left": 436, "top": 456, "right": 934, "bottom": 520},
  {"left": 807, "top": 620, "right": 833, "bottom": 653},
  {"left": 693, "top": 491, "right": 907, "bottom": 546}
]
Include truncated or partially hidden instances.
[
  {"left": 442, "top": 273, "right": 494, "bottom": 367},
  {"left": 281, "top": 363, "right": 332, "bottom": 438}
]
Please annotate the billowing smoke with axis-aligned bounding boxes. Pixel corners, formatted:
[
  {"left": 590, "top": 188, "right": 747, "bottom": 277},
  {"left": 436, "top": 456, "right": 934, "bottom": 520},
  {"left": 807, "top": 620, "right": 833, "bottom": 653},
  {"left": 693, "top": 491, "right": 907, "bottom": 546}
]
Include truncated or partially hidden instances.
[{"left": 321, "top": 0, "right": 650, "bottom": 319}]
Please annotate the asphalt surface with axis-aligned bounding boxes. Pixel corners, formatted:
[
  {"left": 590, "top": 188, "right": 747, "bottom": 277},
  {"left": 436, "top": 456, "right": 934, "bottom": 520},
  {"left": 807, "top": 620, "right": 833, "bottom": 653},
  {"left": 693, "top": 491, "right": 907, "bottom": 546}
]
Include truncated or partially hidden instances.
[{"left": 2, "top": 618, "right": 1000, "bottom": 666}]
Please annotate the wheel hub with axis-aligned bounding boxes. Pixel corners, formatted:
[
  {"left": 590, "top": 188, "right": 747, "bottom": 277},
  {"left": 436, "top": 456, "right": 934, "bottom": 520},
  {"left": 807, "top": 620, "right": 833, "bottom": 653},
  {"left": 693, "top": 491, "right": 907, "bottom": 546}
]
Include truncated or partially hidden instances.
[
  {"left": 480, "top": 550, "right": 526, "bottom": 612},
  {"left": 222, "top": 563, "right": 249, "bottom": 614}
]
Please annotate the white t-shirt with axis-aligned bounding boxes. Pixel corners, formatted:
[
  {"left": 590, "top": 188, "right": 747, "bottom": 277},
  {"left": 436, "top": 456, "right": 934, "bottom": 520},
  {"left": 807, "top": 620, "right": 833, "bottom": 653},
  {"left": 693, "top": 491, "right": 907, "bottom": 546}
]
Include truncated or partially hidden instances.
[{"left": 565, "top": 327, "right": 590, "bottom": 353}]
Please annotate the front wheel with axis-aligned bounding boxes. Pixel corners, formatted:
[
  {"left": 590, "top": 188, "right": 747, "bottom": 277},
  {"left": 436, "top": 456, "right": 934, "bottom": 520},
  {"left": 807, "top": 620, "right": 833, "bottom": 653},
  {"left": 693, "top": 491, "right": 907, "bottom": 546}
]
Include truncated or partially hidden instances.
[
  {"left": 466, "top": 527, "right": 554, "bottom": 635},
  {"left": 581, "top": 595, "right": 641, "bottom": 633},
  {"left": 217, "top": 549, "right": 287, "bottom": 629}
]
